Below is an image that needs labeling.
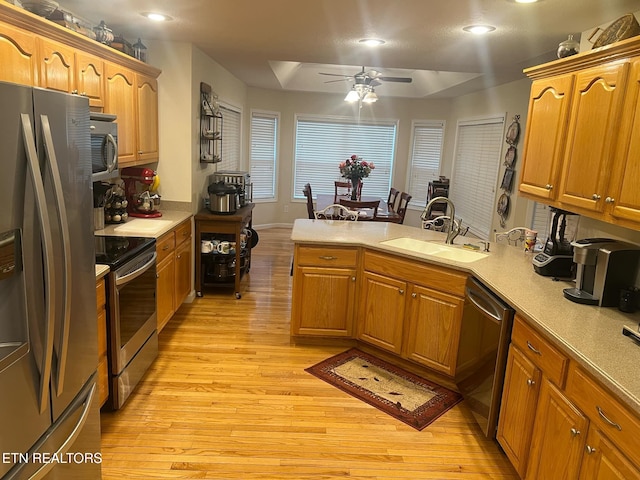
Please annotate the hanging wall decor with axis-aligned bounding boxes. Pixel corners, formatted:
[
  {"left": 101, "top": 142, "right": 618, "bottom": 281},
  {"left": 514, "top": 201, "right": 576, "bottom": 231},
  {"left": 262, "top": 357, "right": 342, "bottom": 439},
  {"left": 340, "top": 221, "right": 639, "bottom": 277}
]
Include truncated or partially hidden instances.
[{"left": 498, "top": 114, "right": 520, "bottom": 227}]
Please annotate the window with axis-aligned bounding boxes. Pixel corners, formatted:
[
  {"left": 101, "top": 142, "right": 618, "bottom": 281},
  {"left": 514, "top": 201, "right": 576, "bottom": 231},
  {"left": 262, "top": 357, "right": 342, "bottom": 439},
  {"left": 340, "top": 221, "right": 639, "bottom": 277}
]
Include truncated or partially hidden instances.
[
  {"left": 449, "top": 115, "right": 505, "bottom": 239},
  {"left": 407, "top": 121, "right": 445, "bottom": 207},
  {"left": 250, "top": 111, "right": 279, "bottom": 200},
  {"left": 219, "top": 104, "right": 241, "bottom": 171},
  {"left": 293, "top": 116, "right": 397, "bottom": 200}
]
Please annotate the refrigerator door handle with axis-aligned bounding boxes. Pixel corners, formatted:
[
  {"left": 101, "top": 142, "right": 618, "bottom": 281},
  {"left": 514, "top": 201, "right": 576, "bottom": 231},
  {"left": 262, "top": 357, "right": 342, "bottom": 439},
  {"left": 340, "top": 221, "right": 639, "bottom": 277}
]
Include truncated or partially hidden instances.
[
  {"left": 20, "top": 114, "right": 55, "bottom": 415},
  {"left": 40, "top": 114, "right": 72, "bottom": 396}
]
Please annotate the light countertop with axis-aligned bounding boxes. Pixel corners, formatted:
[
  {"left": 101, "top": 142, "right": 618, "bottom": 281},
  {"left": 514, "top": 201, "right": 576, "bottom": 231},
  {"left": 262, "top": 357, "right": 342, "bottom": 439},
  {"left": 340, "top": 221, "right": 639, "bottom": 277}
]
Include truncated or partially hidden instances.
[
  {"left": 94, "top": 210, "right": 192, "bottom": 239},
  {"left": 291, "top": 219, "right": 640, "bottom": 414},
  {"left": 94, "top": 209, "right": 193, "bottom": 279}
]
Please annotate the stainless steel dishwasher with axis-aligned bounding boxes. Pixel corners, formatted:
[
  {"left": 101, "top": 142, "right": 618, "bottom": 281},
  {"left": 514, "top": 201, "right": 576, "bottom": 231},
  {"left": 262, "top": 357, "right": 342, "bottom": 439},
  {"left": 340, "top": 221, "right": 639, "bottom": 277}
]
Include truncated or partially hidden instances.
[{"left": 456, "top": 276, "right": 514, "bottom": 438}]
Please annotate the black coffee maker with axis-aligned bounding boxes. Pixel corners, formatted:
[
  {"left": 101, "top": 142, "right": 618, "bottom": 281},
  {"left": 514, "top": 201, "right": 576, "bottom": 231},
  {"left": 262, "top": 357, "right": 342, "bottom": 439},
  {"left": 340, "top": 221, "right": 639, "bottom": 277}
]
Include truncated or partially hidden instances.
[{"left": 532, "top": 208, "right": 577, "bottom": 277}]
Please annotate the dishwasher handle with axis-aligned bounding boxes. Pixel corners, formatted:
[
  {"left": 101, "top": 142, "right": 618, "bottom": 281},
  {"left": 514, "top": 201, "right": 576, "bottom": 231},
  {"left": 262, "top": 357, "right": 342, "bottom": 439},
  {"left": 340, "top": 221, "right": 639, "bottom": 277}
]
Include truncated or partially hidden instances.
[{"left": 465, "top": 279, "right": 511, "bottom": 323}]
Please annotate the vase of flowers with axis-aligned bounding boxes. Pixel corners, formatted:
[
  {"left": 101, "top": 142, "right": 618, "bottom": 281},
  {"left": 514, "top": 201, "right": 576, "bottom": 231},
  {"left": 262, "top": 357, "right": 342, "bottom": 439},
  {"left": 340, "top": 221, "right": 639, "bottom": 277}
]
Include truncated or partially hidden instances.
[{"left": 339, "top": 155, "right": 375, "bottom": 200}]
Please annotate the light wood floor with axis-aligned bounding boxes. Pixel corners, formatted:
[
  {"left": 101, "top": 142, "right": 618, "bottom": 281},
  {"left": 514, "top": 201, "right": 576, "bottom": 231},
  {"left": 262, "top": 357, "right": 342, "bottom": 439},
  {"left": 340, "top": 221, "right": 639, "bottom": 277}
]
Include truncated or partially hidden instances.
[{"left": 100, "top": 227, "right": 518, "bottom": 479}]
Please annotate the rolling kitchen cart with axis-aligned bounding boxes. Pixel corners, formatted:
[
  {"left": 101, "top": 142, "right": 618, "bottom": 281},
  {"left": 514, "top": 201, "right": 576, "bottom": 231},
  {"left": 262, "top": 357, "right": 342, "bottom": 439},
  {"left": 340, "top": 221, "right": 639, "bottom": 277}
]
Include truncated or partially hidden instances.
[{"left": 195, "top": 203, "right": 254, "bottom": 299}]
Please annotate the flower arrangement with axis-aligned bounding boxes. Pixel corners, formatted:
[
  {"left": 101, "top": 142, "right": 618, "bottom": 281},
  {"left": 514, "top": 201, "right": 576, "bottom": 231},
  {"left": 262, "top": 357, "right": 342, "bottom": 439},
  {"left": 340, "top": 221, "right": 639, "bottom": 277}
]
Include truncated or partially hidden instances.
[{"left": 338, "top": 155, "right": 375, "bottom": 180}]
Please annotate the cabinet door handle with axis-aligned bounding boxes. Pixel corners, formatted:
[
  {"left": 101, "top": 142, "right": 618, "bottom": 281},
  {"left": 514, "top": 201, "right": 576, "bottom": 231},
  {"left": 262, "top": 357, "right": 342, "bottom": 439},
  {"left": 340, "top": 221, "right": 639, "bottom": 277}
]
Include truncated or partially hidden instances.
[
  {"left": 318, "top": 256, "right": 337, "bottom": 261},
  {"left": 585, "top": 445, "right": 596, "bottom": 454},
  {"left": 605, "top": 197, "right": 615, "bottom": 204},
  {"left": 163, "top": 245, "right": 170, "bottom": 251},
  {"left": 526, "top": 341, "right": 542, "bottom": 355},
  {"left": 398, "top": 289, "right": 404, "bottom": 295},
  {"left": 596, "top": 406, "right": 622, "bottom": 431},
  {"left": 570, "top": 428, "right": 580, "bottom": 437},
  {"left": 545, "top": 184, "right": 553, "bottom": 190},
  {"left": 411, "top": 292, "right": 417, "bottom": 298},
  {"left": 351, "top": 276, "right": 356, "bottom": 282},
  {"left": 527, "top": 378, "right": 536, "bottom": 387},
  {"left": 591, "top": 194, "right": 601, "bottom": 200}
]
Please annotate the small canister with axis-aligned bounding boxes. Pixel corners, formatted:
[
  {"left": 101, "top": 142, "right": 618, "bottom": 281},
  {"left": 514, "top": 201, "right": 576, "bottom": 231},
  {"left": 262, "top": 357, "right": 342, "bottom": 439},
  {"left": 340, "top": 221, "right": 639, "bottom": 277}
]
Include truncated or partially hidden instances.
[
  {"left": 524, "top": 229, "right": 537, "bottom": 252},
  {"left": 619, "top": 287, "right": 639, "bottom": 313}
]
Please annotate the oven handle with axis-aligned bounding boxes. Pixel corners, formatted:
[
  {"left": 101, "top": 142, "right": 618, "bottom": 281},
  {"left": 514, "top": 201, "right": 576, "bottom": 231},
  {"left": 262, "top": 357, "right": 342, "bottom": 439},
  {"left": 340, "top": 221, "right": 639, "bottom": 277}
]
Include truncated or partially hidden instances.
[
  {"left": 466, "top": 285, "right": 503, "bottom": 323},
  {"left": 115, "top": 252, "right": 157, "bottom": 286}
]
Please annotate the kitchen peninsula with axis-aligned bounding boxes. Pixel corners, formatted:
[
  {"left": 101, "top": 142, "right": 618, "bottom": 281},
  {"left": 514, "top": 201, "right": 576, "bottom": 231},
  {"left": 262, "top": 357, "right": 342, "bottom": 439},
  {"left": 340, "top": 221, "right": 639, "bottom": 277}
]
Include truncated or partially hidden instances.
[{"left": 291, "top": 218, "right": 640, "bottom": 476}]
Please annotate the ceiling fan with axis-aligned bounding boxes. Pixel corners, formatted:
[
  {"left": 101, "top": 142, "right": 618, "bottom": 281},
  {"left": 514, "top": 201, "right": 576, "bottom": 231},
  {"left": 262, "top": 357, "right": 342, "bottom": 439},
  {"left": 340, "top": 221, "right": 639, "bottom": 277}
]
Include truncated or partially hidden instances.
[
  {"left": 319, "top": 66, "right": 413, "bottom": 86},
  {"left": 320, "top": 67, "right": 412, "bottom": 106}
]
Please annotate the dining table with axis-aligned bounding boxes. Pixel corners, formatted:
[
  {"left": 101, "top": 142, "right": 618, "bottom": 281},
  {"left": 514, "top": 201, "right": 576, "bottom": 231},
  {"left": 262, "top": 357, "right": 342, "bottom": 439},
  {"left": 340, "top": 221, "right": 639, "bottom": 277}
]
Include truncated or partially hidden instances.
[{"left": 315, "top": 194, "right": 401, "bottom": 222}]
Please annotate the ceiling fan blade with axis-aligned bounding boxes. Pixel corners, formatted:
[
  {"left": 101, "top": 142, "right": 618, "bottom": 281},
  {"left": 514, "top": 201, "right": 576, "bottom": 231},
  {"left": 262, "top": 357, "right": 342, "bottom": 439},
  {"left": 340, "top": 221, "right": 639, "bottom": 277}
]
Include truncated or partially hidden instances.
[
  {"left": 319, "top": 72, "right": 353, "bottom": 78},
  {"left": 323, "top": 78, "right": 351, "bottom": 84},
  {"left": 378, "top": 76, "right": 413, "bottom": 83}
]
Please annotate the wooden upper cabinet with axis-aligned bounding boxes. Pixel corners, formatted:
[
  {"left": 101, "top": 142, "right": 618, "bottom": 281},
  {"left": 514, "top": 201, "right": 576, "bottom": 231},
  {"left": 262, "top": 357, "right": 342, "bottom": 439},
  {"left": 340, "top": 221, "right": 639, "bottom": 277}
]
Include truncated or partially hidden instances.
[
  {"left": 519, "top": 74, "right": 574, "bottom": 201},
  {"left": 557, "top": 62, "right": 628, "bottom": 213},
  {"left": 136, "top": 73, "right": 159, "bottom": 162},
  {"left": 76, "top": 52, "right": 105, "bottom": 110},
  {"left": 0, "top": 20, "right": 37, "bottom": 86},
  {"left": 609, "top": 57, "right": 640, "bottom": 226},
  {"left": 105, "top": 63, "right": 137, "bottom": 165},
  {"left": 38, "top": 37, "right": 75, "bottom": 93}
]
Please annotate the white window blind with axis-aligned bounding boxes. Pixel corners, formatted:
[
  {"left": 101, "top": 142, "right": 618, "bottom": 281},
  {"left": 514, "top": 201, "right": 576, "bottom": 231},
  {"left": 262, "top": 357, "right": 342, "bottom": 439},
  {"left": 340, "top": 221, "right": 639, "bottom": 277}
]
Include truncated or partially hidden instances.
[
  {"left": 219, "top": 104, "right": 241, "bottom": 171},
  {"left": 250, "top": 111, "right": 278, "bottom": 200},
  {"left": 293, "top": 116, "right": 397, "bottom": 200},
  {"left": 450, "top": 116, "right": 505, "bottom": 239},
  {"left": 408, "top": 121, "right": 445, "bottom": 207}
]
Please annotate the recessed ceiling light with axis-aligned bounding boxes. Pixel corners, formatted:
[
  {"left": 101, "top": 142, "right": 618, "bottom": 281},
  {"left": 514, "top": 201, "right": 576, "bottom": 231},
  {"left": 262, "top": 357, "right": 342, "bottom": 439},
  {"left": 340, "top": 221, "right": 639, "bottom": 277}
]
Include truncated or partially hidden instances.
[
  {"left": 514, "top": 0, "right": 539, "bottom": 3},
  {"left": 359, "top": 38, "right": 386, "bottom": 47},
  {"left": 141, "top": 12, "right": 173, "bottom": 22},
  {"left": 463, "top": 25, "right": 496, "bottom": 34}
]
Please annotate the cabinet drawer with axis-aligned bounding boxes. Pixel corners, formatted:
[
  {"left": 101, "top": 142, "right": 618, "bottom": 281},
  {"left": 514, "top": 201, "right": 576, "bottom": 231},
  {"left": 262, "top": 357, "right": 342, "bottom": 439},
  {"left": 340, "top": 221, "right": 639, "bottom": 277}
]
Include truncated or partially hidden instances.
[
  {"left": 511, "top": 316, "right": 568, "bottom": 387},
  {"left": 363, "top": 250, "right": 467, "bottom": 297},
  {"left": 156, "top": 231, "right": 176, "bottom": 263},
  {"left": 566, "top": 362, "right": 640, "bottom": 468},
  {"left": 175, "top": 220, "right": 192, "bottom": 246},
  {"left": 296, "top": 245, "right": 358, "bottom": 267},
  {"left": 96, "top": 278, "right": 105, "bottom": 309}
]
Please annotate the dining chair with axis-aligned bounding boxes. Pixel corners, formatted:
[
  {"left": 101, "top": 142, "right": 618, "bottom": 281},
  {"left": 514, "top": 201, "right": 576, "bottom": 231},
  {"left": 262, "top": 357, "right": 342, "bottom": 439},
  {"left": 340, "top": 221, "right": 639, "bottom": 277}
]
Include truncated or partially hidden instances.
[
  {"left": 387, "top": 187, "right": 400, "bottom": 211},
  {"left": 302, "top": 183, "right": 315, "bottom": 219},
  {"left": 390, "top": 192, "right": 412, "bottom": 224},
  {"left": 314, "top": 204, "right": 359, "bottom": 221},
  {"left": 334, "top": 181, "right": 352, "bottom": 198},
  {"left": 338, "top": 198, "right": 379, "bottom": 220}
]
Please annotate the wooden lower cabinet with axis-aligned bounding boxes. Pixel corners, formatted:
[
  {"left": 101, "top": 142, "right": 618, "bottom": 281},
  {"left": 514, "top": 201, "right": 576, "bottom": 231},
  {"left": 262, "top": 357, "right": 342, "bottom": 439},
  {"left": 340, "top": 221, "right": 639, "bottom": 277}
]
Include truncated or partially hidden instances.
[
  {"left": 497, "top": 345, "right": 541, "bottom": 477},
  {"left": 358, "top": 271, "right": 406, "bottom": 353},
  {"left": 96, "top": 277, "right": 109, "bottom": 408},
  {"left": 403, "top": 284, "right": 464, "bottom": 376},
  {"left": 291, "top": 245, "right": 358, "bottom": 337},
  {"left": 498, "top": 316, "right": 640, "bottom": 479},
  {"left": 156, "top": 219, "right": 192, "bottom": 333},
  {"left": 527, "top": 377, "right": 589, "bottom": 480},
  {"left": 579, "top": 427, "right": 640, "bottom": 480}
]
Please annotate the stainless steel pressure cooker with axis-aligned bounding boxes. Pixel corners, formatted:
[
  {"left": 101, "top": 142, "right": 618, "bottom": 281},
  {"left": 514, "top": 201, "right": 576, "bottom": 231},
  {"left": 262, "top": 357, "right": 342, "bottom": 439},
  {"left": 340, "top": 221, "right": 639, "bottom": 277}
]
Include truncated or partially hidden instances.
[{"left": 207, "top": 181, "right": 239, "bottom": 214}]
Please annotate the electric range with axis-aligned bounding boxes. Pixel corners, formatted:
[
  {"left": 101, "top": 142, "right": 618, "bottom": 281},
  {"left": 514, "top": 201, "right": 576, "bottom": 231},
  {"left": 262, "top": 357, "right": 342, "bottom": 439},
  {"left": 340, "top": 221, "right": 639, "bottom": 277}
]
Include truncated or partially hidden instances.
[{"left": 95, "top": 235, "right": 156, "bottom": 268}]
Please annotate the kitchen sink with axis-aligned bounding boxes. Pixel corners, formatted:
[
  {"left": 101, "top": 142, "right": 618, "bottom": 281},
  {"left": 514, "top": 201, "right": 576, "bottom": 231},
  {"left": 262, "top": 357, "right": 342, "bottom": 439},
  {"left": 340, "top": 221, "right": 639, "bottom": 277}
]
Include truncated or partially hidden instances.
[{"left": 379, "top": 237, "right": 488, "bottom": 263}]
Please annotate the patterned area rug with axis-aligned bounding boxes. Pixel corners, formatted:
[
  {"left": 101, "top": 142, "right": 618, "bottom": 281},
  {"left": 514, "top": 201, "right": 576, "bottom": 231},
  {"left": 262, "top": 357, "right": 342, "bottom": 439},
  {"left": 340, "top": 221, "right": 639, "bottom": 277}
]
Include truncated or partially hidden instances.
[{"left": 305, "top": 348, "right": 462, "bottom": 430}]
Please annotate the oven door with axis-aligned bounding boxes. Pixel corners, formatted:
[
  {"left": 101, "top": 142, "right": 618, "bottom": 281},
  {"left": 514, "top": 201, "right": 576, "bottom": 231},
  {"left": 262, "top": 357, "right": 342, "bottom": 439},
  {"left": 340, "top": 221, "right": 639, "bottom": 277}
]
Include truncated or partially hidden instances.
[{"left": 109, "top": 247, "right": 157, "bottom": 376}]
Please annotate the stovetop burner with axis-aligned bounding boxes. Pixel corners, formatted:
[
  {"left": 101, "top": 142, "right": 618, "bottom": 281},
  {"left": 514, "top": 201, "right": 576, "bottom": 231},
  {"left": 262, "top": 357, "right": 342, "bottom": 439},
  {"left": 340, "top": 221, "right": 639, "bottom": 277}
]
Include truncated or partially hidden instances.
[{"left": 95, "top": 235, "right": 156, "bottom": 269}]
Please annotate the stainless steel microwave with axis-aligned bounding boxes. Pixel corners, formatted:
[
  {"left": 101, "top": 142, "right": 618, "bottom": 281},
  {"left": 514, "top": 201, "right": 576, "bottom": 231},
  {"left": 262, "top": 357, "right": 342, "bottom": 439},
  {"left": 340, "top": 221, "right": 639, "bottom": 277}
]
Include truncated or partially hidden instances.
[{"left": 90, "top": 112, "right": 118, "bottom": 182}]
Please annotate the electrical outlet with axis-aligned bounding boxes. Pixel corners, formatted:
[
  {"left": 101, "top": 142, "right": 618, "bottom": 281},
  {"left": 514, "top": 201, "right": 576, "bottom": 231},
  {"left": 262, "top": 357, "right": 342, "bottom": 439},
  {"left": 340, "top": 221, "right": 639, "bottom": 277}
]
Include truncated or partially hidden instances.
[{"left": 284, "top": 204, "right": 289, "bottom": 213}]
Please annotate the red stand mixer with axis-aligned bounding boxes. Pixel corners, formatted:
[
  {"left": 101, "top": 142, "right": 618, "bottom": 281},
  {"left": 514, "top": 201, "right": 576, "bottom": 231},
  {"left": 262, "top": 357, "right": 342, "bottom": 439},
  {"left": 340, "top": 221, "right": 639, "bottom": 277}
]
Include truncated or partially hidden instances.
[{"left": 121, "top": 167, "right": 162, "bottom": 218}]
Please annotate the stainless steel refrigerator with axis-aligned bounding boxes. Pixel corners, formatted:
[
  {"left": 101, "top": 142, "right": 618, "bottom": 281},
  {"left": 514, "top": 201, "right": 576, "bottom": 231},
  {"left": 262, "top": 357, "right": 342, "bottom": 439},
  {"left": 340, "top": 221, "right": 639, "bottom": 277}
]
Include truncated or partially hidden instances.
[{"left": 0, "top": 82, "right": 101, "bottom": 479}]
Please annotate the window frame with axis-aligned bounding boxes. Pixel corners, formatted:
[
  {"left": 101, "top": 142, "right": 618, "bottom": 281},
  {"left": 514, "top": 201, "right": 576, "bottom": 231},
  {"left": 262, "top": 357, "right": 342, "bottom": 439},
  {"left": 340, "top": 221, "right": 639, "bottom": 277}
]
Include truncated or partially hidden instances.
[
  {"left": 249, "top": 109, "right": 280, "bottom": 202},
  {"left": 292, "top": 114, "right": 398, "bottom": 201}
]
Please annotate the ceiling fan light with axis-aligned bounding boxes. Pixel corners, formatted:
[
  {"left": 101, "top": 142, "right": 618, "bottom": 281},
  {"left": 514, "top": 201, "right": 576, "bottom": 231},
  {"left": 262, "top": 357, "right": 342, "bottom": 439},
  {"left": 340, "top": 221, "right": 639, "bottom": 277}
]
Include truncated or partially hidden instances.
[
  {"left": 345, "top": 89, "right": 360, "bottom": 102},
  {"left": 362, "top": 90, "right": 378, "bottom": 103}
]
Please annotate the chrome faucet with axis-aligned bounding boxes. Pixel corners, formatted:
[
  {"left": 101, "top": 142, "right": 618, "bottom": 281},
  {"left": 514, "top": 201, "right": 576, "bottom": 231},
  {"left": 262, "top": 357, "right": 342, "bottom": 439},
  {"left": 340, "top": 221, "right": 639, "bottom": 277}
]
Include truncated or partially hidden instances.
[{"left": 422, "top": 197, "right": 460, "bottom": 244}]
